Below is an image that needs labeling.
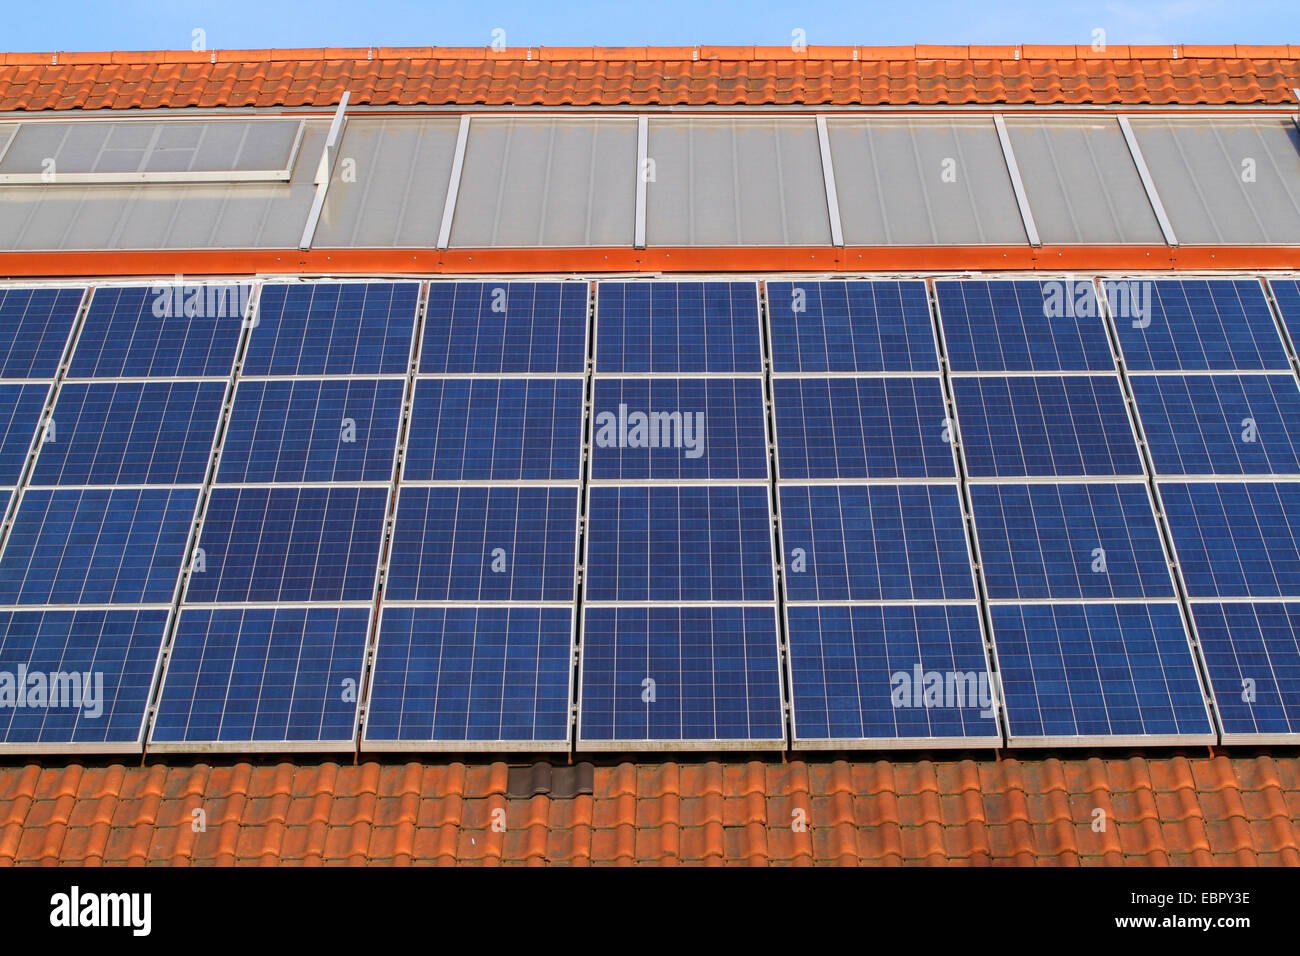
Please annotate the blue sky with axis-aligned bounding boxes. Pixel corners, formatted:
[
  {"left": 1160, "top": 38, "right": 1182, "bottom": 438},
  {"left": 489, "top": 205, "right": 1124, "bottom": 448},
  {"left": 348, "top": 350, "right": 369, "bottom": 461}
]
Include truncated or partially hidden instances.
[{"left": 5, "top": 1, "right": 1297, "bottom": 51}]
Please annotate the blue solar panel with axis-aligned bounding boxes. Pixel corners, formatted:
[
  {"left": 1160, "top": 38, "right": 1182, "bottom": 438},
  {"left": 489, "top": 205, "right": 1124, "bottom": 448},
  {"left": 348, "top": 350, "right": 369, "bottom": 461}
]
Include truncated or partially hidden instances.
[
  {"left": 590, "top": 378, "right": 767, "bottom": 481},
  {"left": 773, "top": 377, "right": 955, "bottom": 479},
  {"left": 0, "top": 608, "right": 168, "bottom": 748},
  {"left": 185, "top": 486, "right": 387, "bottom": 603},
  {"left": 766, "top": 279, "right": 938, "bottom": 373},
  {"left": 403, "top": 378, "right": 584, "bottom": 482},
  {"left": 0, "top": 383, "right": 49, "bottom": 485},
  {"left": 245, "top": 282, "right": 419, "bottom": 376},
  {"left": 1192, "top": 602, "right": 1300, "bottom": 739},
  {"left": 151, "top": 606, "right": 370, "bottom": 748},
  {"left": 0, "top": 487, "right": 196, "bottom": 605},
  {"left": 579, "top": 605, "right": 784, "bottom": 745},
  {"left": 596, "top": 281, "right": 762, "bottom": 373},
  {"left": 786, "top": 604, "right": 998, "bottom": 745},
  {"left": 1268, "top": 278, "right": 1300, "bottom": 352},
  {"left": 217, "top": 378, "right": 403, "bottom": 484},
  {"left": 69, "top": 285, "right": 244, "bottom": 378},
  {"left": 386, "top": 486, "right": 578, "bottom": 602},
  {"left": 1109, "top": 278, "right": 1288, "bottom": 371},
  {"left": 584, "top": 485, "right": 774, "bottom": 602},
  {"left": 935, "top": 279, "right": 1115, "bottom": 372},
  {"left": 971, "top": 482, "right": 1173, "bottom": 600},
  {"left": 0, "top": 287, "right": 82, "bottom": 380},
  {"left": 365, "top": 606, "right": 573, "bottom": 747},
  {"left": 421, "top": 281, "right": 588, "bottom": 374},
  {"left": 1161, "top": 481, "right": 1300, "bottom": 598},
  {"left": 993, "top": 602, "right": 1212, "bottom": 742},
  {"left": 779, "top": 485, "right": 974, "bottom": 601},
  {"left": 1132, "top": 374, "right": 1300, "bottom": 476},
  {"left": 954, "top": 375, "right": 1143, "bottom": 478},
  {"left": 33, "top": 380, "right": 223, "bottom": 486}
]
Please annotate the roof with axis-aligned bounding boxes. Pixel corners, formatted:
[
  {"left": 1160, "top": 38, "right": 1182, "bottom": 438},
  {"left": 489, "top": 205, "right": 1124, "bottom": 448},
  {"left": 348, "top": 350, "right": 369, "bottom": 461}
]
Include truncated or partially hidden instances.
[
  {"left": 2, "top": 754, "right": 1298, "bottom": 865},
  {"left": 2, "top": 45, "right": 1299, "bottom": 112}
]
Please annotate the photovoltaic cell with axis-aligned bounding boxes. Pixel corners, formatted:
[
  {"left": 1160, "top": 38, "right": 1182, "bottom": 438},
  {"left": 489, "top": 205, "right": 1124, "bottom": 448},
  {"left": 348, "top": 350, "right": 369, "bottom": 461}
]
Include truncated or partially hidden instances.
[
  {"left": 779, "top": 485, "right": 974, "bottom": 602},
  {"left": 773, "top": 377, "right": 955, "bottom": 479},
  {"left": 596, "top": 281, "right": 762, "bottom": 373},
  {"left": 151, "top": 606, "right": 370, "bottom": 748},
  {"left": 403, "top": 378, "right": 583, "bottom": 482},
  {"left": 590, "top": 378, "right": 767, "bottom": 481},
  {"left": 0, "top": 608, "right": 169, "bottom": 748},
  {"left": 584, "top": 485, "right": 774, "bottom": 602},
  {"left": 245, "top": 282, "right": 419, "bottom": 376},
  {"left": 579, "top": 606, "right": 784, "bottom": 746},
  {"left": 1192, "top": 602, "right": 1300, "bottom": 740},
  {"left": 1132, "top": 374, "right": 1300, "bottom": 476},
  {"left": 0, "top": 286, "right": 82, "bottom": 379},
  {"left": 386, "top": 486, "right": 578, "bottom": 602},
  {"left": 1109, "top": 278, "right": 1288, "bottom": 371},
  {"left": 33, "top": 380, "right": 224, "bottom": 486},
  {"left": 1161, "top": 481, "right": 1300, "bottom": 598},
  {"left": 935, "top": 279, "right": 1114, "bottom": 373},
  {"left": 421, "top": 281, "right": 588, "bottom": 374},
  {"left": 766, "top": 279, "right": 939, "bottom": 373},
  {"left": 186, "top": 486, "right": 388, "bottom": 603},
  {"left": 0, "top": 487, "right": 197, "bottom": 605},
  {"left": 970, "top": 482, "right": 1173, "bottom": 600},
  {"left": 953, "top": 375, "right": 1143, "bottom": 478},
  {"left": 69, "top": 285, "right": 245, "bottom": 378},
  {"left": 217, "top": 378, "right": 403, "bottom": 484},
  {"left": 365, "top": 606, "right": 573, "bottom": 747},
  {"left": 786, "top": 604, "right": 998, "bottom": 745},
  {"left": 0, "top": 383, "right": 49, "bottom": 485},
  {"left": 993, "top": 602, "right": 1213, "bottom": 743}
]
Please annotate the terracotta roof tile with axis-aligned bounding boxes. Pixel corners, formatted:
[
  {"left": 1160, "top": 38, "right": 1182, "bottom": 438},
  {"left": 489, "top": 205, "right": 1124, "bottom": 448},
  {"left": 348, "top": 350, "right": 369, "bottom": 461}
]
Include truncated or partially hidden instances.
[
  {"left": 0, "top": 754, "right": 1297, "bottom": 865},
  {"left": 0, "top": 45, "right": 1297, "bottom": 111}
]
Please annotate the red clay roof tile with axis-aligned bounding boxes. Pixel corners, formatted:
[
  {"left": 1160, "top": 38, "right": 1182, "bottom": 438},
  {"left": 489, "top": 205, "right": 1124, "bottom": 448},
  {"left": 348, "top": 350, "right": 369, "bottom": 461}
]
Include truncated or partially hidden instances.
[{"left": 0, "top": 45, "right": 1297, "bottom": 111}]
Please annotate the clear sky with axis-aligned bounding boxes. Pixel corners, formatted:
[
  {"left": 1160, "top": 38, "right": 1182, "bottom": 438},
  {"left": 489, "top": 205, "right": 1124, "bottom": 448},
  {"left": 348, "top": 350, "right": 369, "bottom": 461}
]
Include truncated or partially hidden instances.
[{"left": 4, "top": 0, "right": 1297, "bottom": 52}]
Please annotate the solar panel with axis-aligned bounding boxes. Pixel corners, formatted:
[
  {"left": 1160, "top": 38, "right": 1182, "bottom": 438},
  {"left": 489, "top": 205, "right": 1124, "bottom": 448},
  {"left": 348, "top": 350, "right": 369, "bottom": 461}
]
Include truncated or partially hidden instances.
[
  {"left": 578, "top": 605, "right": 784, "bottom": 748},
  {"left": 935, "top": 279, "right": 1114, "bottom": 373},
  {"left": 772, "top": 377, "right": 955, "bottom": 479},
  {"left": 953, "top": 375, "right": 1143, "bottom": 477},
  {"left": 69, "top": 285, "right": 245, "bottom": 378},
  {"left": 421, "top": 281, "right": 589, "bottom": 374},
  {"left": 403, "top": 378, "right": 584, "bottom": 482},
  {"left": 185, "top": 486, "right": 388, "bottom": 603},
  {"left": 584, "top": 485, "right": 775, "bottom": 602},
  {"left": 0, "top": 383, "right": 49, "bottom": 484},
  {"left": 1131, "top": 373, "right": 1300, "bottom": 476},
  {"left": 970, "top": 482, "right": 1174, "bottom": 600},
  {"left": 217, "top": 378, "right": 403, "bottom": 484},
  {"left": 386, "top": 486, "right": 579, "bottom": 602},
  {"left": 1108, "top": 278, "right": 1288, "bottom": 372},
  {"left": 596, "top": 281, "right": 762, "bottom": 373},
  {"left": 590, "top": 378, "right": 768, "bottom": 481},
  {"left": 32, "top": 380, "right": 224, "bottom": 486},
  {"left": 0, "top": 487, "right": 197, "bottom": 605},
  {"left": 1160, "top": 481, "right": 1300, "bottom": 598},
  {"left": 766, "top": 279, "right": 939, "bottom": 373},
  {"left": 1267, "top": 277, "right": 1300, "bottom": 351},
  {"left": 245, "top": 282, "right": 419, "bottom": 376},
  {"left": 779, "top": 485, "right": 974, "bottom": 601},
  {"left": 0, "top": 286, "right": 83, "bottom": 379},
  {"left": 150, "top": 606, "right": 370, "bottom": 750},
  {"left": 785, "top": 604, "right": 999, "bottom": 747},
  {"left": 0, "top": 608, "right": 169, "bottom": 750},
  {"left": 1192, "top": 601, "right": 1300, "bottom": 741},
  {"left": 992, "top": 602, "right": 1214, "bottom": 745},
  {"left": 364, "top": 605, "right": 573, "bottom": 750}
]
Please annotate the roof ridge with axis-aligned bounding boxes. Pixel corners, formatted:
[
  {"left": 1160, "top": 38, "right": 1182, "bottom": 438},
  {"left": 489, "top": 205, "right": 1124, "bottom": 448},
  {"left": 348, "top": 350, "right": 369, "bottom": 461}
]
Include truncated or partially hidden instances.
[{"left": 4, "top": 43, "right": 1299, "bottom": 67}]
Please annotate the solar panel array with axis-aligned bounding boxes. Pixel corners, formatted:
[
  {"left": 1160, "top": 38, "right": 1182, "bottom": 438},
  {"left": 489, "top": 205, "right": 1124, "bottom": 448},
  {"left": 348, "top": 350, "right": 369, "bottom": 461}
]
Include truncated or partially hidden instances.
[{"left": 2, "top": 274, "right": 1300, "bottom": 753}]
